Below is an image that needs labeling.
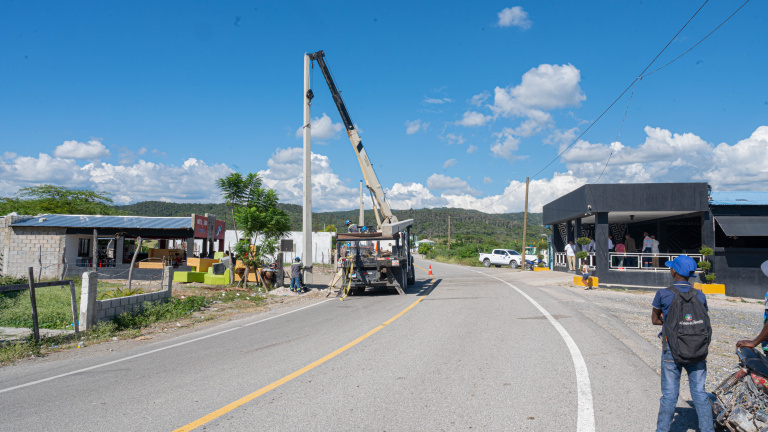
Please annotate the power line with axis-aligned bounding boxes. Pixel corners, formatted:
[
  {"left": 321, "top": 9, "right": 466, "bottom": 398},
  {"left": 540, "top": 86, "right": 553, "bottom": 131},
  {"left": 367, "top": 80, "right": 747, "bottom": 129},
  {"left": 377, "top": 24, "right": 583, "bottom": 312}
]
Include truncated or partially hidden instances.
[{"left": 481, "top": 0, "right": 717, "bottom": 211}]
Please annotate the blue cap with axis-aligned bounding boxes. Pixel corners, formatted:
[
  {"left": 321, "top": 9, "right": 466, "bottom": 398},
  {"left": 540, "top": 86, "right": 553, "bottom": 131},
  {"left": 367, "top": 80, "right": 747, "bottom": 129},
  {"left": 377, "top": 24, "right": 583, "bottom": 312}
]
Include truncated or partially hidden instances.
[
  {"left": 665, "top": 255, "right": 698, "bottom": 278},
  {"left": 345, "top": 220, "right": 351, "bottom": 225},
  {"left": 361, "top": 226, "right": 368, "bottom": 232}
]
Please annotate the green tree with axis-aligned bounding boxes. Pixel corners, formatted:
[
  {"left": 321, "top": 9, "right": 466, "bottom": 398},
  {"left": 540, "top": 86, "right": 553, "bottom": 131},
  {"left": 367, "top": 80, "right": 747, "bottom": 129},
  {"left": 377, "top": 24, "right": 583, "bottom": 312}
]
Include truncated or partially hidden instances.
[
  {"left": 216, "top": 172, "right": 251, "bottom": 241},
  {"left": 225, "top": 173, "right": 291, "bottom": 274},
  {"left": 322, "top": 224, "right": 337, "bottom": 233},
  {"left": 0, "top": 185, "right": 114, "bottom": 215}
]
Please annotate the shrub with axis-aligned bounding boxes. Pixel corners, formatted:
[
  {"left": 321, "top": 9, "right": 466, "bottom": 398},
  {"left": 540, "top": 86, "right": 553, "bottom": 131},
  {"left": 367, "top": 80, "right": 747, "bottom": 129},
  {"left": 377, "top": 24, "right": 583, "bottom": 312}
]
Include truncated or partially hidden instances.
[
  {"left": 705, "top": 273, "right": 717, "bottom": 283},
  {"left": 697, "top": 261, "right": 712, "bottom": 271},
  {"left": 576, "top": 251, "right": 589, "bottom": 260},
  {"left": 699, "top": 245, "right": 714, "bottom": 256},
  {"left": 577, "top": 237, "right": 592, "bottom": 246}
]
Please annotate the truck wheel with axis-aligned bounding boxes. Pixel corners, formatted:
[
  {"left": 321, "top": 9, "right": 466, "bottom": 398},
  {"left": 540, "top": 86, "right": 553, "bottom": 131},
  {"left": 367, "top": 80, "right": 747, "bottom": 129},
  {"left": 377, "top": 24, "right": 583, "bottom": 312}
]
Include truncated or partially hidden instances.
[
  {"left": 407, "top": 266, "right": 415, "bottom": 285},
  {"left": 483, "top": 259, "right": 491, "bottom": 267},
  {"left": 509, "top": 261, "right": 519, "bottom": 269}
]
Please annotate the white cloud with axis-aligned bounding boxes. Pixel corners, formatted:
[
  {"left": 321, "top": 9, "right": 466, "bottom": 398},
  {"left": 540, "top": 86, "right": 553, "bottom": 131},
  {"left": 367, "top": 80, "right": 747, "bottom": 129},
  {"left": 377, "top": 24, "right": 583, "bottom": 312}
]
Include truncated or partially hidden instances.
[
  {"left": 53, "top": 139, "right": 110, "bottom": 160},
  {"left": 138, "top": 147, "right": 148, "bottom": 155},
  {"left": 456, "top": 111, "right": 493, "bottom": 127},
  {"left": 295, "top": 113, "right": 344, "bottom": 140},
  {"left": 258, "top": 147, "right": 363, "bottom": 211},
  {"left": 0, "top": 153, "right": 231, "bottom": 205},
  {"left": 497, "top": 6, "right": 532, "bottom": 30},
  {"left": 490, "top": 129, "right": 522, "bottom": 162},
  {"left": 440, "top": 133, "right": 465, "bottom": 145},
  {"left": 545, "top": 127, "right": 579, "bottom": 146},
  {"left": 467, "top": 145, "right": 478, "bottom": 154},
  {"left": 424, "top": 97, "right": 453, "bottom": 104},
  {"left": 427, "top": 173, "right": 467, "bottom": 190},
  {"left": 492, "top": 64, "right": 585, "bottom": 114},
  {"left": 405, "top": 119, "right": 429, "bottom": 134},
  {"left": 483, "top": 177, "right": 493, "bottom": 184},
  {"left": 425, "top": 173, "right": 480, "bottom": 196},
  {"left": 470, "top": 91, "right": 491, "bottom": 107},
  {"left": 558, "top": 125, "right": 768, "bottom": 189},
  {"left": 443, "top": 159, "right": 457, "bottom": 169}
]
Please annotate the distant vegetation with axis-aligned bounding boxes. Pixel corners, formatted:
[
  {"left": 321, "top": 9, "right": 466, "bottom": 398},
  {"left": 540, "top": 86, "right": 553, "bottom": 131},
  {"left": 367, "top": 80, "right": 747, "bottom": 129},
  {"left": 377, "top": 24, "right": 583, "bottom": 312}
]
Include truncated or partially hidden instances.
[{"left": 113, "top": 201, "right": 547, "bottom": 245}]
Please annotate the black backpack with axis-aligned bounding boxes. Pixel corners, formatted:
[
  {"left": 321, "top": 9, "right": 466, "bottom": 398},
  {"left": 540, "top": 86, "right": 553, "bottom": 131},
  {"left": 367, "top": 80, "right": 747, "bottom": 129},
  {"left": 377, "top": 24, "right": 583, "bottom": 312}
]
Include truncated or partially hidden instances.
[{"left": 662, "top": 285, "right": 712, "bottom": 364}]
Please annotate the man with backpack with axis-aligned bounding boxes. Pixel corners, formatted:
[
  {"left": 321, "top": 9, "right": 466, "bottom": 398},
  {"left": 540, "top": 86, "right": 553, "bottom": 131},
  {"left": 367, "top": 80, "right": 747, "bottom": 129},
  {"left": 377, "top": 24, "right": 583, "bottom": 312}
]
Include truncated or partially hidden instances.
[{"left": 651, "top": 255, "right": 714, "bottom": 432}]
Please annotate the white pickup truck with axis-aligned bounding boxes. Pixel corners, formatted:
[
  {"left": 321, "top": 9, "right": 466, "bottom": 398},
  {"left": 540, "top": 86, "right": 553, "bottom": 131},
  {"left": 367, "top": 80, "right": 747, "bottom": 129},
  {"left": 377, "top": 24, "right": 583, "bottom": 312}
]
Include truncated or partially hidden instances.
[
  {"left": 478, "top": 249, "right": 545, "bottom": 269},
  {"left": 478, "top": 249, "right": 524, "bottom": 269}
]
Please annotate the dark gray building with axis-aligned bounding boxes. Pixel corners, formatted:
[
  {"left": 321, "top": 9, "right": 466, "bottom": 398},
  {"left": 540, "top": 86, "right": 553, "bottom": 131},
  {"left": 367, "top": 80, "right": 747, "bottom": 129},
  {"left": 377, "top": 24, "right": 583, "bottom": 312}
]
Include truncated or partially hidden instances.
[{"left": 542, "top": 183, "right": 768, "bottom": 298}]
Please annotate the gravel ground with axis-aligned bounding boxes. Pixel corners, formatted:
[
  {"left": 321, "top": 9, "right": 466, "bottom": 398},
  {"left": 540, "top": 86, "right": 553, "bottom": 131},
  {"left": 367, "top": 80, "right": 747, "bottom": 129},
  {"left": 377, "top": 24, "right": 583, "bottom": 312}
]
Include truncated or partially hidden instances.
[{"left": 574, "top": 285, "right": 766, "bottom": 388}]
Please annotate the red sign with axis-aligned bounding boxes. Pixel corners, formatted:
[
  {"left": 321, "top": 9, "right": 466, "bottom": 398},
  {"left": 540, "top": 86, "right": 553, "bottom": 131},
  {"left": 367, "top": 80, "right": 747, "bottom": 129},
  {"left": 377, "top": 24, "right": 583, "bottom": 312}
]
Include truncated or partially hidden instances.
[
  {"left": 192, "top": 214, "right": 225, "bottom": 239},
  {"left": 214, "top": 220, "right": 226, "bottom": 240},
  {"left": 193, "top": 214, "right": 208, "bottom": 239}
]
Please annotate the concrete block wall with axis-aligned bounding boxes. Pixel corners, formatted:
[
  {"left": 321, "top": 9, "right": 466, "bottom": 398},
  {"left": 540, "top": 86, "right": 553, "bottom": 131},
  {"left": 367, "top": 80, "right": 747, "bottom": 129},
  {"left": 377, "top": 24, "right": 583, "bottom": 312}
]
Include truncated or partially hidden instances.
[
  {"left": 95, "top": 289, "right": 171, "bottom": 322},
  {"left": 79, "top": 267, "right": 174, "bottom": 330},
  {"left": 0, "top": 216, "right": 66, "bottom": 279}
]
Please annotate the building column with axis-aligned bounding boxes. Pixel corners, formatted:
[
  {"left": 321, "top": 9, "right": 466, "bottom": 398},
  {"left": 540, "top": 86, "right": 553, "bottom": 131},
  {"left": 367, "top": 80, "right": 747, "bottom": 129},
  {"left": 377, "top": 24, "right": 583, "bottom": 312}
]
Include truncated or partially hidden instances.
[
  {"left": 574, "top": 219, "right": 583, "bottom": 242},
  {"left": 186, "top": 237, "right": 194, "bottom": 259},
  {"left": 566, "top": 221, "right": 574, "bottom": 245},
  {"left": 702, "top": 211, "right": 714, "bottom": 248},
  {"left": 116, "top": 236, "right": 125, "bottom": 265},
  {"left": 595, "top": 212, "right": 609, "bottom": 277}
]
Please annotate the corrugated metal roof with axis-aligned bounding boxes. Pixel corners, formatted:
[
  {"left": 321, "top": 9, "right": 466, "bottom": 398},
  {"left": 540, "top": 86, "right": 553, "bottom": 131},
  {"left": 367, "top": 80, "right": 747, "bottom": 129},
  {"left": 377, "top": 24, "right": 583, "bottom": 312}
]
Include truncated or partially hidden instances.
[
  {"left": 710, "top": 191, "right": 768, "bottom": 206},
  {"left": 10, "top": 214, "right": 192, "bottom": 230}
]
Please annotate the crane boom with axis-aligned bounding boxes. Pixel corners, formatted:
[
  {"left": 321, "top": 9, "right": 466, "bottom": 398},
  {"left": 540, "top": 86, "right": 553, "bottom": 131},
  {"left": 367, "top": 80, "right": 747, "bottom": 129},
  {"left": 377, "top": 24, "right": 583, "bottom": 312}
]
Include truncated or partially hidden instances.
[{"left": 307, "top": 50, "right": 412, "bottom": 234}]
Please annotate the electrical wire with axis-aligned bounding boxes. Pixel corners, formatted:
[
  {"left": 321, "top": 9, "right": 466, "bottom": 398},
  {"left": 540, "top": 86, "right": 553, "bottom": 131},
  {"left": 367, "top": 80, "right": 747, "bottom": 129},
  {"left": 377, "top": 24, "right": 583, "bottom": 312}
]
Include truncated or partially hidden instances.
[{"left": 480, "top": 0, "right": 719, "bottom": 211}]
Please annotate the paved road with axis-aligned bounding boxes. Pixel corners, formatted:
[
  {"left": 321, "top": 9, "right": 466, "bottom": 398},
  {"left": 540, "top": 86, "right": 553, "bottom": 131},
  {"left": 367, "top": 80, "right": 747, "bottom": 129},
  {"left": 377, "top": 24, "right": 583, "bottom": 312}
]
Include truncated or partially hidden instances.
[{"left": 0, "top": 260, "right": 664, "bottom": 431}]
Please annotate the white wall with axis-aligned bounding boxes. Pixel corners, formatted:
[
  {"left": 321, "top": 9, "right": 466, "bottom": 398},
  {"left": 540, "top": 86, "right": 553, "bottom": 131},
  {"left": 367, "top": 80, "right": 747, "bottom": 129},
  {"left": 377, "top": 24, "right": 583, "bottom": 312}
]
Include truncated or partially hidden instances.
[{"left": 223, "top": 230, "right": 335, "bottom": 264}]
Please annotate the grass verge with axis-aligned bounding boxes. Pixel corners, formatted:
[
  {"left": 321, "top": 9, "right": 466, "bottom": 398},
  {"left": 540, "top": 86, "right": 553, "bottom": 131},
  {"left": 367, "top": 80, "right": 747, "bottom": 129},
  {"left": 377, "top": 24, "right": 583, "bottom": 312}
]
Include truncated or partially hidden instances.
[{"left": 0, "top": 288, "right": 267, "bottom": 366}]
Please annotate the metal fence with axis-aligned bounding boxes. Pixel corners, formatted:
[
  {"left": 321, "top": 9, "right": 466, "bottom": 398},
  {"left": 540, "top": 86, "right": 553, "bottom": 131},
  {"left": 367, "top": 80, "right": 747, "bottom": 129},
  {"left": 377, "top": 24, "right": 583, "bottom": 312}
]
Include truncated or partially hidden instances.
[{"left": 554, "top": 252, "right": 704, "bottom": 271}]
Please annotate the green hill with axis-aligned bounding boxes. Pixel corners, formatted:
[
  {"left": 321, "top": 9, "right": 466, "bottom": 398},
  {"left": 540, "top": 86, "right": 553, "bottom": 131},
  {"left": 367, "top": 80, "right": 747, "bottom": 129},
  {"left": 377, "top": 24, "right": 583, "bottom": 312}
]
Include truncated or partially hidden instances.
[{"left": 113, "top": 201, "right": 547, "bottom": 242}]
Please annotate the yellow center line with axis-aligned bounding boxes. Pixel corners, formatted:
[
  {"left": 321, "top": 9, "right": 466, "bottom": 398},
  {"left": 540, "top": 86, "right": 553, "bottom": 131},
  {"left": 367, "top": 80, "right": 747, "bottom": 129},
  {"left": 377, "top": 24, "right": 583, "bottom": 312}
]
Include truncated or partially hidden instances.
[{"left": 173, "top": 269, "right": 436, "bottom": 432}]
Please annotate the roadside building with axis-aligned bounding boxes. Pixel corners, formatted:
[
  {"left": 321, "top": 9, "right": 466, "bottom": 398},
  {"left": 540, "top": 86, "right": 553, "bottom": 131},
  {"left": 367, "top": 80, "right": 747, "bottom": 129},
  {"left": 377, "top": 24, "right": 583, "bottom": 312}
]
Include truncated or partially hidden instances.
[
  {"left": 542, "top": 183, "right": 768, "bottom": 298},
  {"left": 0, "top": 213, "right": 224, "bottom": 280}
]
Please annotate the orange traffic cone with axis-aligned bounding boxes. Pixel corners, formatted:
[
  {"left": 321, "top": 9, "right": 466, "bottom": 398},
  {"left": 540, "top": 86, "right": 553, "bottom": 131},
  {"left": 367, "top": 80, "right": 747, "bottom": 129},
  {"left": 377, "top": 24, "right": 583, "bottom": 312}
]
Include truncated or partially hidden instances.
[{"left": 428, "top": 265, "right": 433, "bottom": 276}]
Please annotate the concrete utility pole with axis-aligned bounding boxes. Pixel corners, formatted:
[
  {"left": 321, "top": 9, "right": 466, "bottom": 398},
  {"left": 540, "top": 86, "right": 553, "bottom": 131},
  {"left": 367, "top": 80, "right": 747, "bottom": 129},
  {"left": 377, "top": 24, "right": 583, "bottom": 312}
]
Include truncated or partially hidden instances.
[
  {"left": 359, "top": 181, "right": 364, "bottom": 227},
  {"left": 302, "top": 53, "right": 313, "bottom": 283},
  {"left": 522, "top": 177, "right": 530, "bottom": 270}
]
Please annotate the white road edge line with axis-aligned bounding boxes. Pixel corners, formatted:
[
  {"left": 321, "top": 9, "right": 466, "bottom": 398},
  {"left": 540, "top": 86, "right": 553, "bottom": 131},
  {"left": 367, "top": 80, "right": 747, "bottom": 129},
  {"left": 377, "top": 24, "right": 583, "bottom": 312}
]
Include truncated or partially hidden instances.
[
  {"left": 457, "top": 264, "right": 595, "bottom": 432},
  {"left": 0, "top": 299, "right": 334, "bottom": 394}
]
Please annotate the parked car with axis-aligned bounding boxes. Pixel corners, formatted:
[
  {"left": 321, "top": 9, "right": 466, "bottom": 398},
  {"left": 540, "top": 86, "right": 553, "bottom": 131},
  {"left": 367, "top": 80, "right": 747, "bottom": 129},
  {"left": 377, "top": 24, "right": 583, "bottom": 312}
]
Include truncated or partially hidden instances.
[{"left": 478, "top": 249, "right": 524, "bottom": 269}]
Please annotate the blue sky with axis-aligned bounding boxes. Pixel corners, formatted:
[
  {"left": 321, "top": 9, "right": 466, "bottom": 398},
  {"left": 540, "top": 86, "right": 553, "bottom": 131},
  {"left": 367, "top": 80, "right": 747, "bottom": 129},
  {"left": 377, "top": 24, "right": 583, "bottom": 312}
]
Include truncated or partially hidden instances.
[{"left": 1, "top": 1, "right": 766, "bottom": 212}]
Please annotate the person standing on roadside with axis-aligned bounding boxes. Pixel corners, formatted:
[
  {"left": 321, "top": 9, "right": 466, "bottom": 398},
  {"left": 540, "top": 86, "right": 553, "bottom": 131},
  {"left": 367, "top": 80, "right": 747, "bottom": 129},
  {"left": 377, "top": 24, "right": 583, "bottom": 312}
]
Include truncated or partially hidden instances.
[
  {"left": 290, "top": 257, "right": 303, "bottom": 293},
  {"left": 565, "top": 240, "right": 576, "bottom": 271},
  {"left": 651, "top": 255, "right": 714, "bottom": 432}
]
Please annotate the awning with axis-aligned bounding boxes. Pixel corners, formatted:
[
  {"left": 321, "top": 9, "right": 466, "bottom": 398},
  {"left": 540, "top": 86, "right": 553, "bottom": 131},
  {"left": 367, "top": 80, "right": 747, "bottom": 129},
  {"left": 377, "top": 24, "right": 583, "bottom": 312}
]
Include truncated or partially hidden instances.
[{"left": 715, "top": 216, "right": 768, "bottom": 236}]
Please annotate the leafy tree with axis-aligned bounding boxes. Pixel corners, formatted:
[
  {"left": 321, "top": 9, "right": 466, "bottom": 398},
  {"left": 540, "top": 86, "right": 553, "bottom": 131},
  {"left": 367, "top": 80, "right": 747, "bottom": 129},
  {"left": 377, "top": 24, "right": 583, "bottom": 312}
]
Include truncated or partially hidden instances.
[
  {"left": 224, "top": 173, "right": 290, "bottom": 274},
  {"left": 0, "top": 185, "right": 114, "bottom": 215},
  {"left": 322, "top": 224, "right": 337, "bottom": 233}
]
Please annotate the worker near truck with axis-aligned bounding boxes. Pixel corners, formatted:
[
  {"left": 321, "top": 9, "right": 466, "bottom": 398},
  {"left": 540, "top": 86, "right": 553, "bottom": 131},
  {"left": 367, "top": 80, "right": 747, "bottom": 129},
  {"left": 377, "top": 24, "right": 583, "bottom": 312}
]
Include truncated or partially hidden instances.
[{"left": 346, "top": 220, "right": 359, "bottom": 233}]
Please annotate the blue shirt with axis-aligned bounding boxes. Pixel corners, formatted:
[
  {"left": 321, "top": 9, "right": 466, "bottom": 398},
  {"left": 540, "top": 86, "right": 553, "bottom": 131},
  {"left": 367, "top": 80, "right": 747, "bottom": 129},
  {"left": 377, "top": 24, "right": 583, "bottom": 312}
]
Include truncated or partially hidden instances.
[
  {"left": 652, "top": 281, "right": 708, "bottom": 338},
  {"left": 652, "top": 281, "right": 708, "bottom": 321}
]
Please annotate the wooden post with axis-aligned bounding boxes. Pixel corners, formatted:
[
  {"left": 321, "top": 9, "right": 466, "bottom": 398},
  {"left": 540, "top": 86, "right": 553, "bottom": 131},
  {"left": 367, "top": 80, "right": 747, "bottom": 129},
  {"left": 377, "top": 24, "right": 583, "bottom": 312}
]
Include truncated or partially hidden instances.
[
  {"left": 127, "top": 237, "right": 142, "bottom": 290},
  {"left": 61, "top": 245, "right": 67, "bottom": 280},
  {"left": 448, "top": 215, "right": 451, "bottom": 250},
  {"left": 37, "top": 245, "right": 42, "bottom": 282},
  {"left": 522, "top": 177, "right": 530, "bottom": 270},
  {"left": 92, "top": 229, "right": 98, "bottom": 269},
  {"left": 228, "top": 243, "right": 234, "bottom": 285},
  {"left": 27, "top": 267, "right": 39, "bottom": 342},
  {"left": 68, "top": 280, "right": 79, "bottom": 338}
]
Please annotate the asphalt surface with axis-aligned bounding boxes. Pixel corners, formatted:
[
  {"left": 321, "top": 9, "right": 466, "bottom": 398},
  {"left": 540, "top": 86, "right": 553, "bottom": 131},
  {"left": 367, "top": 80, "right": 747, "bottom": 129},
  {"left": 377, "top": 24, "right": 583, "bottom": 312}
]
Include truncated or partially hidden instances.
[{"left": 0, "top": 259, "right": 665, "bottom": 431}]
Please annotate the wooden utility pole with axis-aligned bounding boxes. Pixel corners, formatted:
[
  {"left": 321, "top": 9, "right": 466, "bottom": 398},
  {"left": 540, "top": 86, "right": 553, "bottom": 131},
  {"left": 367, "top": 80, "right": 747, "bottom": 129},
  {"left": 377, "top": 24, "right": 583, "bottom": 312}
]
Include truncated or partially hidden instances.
[
  {"left": 127, "top": 237, "right": 142, "bottom": 290},
  {"left": 27, "top": 267, "right": 39, "bottom": 342},
  {"left": 522, "top": 177, "right": 530, "bottom": 270},
  {"left": 448, "top": 215, "right": 451, "bottom": 250},
  {"left": 92, "top": 229, "right": 98, "bottom": 269}
]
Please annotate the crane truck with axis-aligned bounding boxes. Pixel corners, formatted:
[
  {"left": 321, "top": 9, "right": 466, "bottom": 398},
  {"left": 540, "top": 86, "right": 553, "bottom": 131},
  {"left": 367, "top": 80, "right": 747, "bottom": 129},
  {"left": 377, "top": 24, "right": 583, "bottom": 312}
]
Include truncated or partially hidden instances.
[{"left": 307, "top": 50, "right": 415, "bottom": 295}]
